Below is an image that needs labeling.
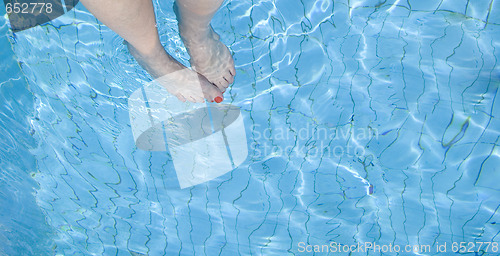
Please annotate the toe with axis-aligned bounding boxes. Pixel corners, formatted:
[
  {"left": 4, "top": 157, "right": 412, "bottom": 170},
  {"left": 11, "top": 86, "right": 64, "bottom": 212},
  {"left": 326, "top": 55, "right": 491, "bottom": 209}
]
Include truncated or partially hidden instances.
[
  {"left": 188, "top": 96, "right": 200, "bottom": 103},
  {"left": 176, "top": 94, "right": 187, "bottom": 102},
  {"left": 199, "top": 76, "right": 223, "bottom": 102},
  {"left": 214, "top": 78, "right": 229, "bottom": 92},
  {"left": 229, "top": 63, "right": 236, "bottom": 77},
  {"left": 207, "top": 86, "right": 223, "bottom": 102},
  {"left": 224, "top": 70, "right": 234, "bottom": 84},
  {"left": 193, "top": 95, "right": 205, "bottom": 103}
]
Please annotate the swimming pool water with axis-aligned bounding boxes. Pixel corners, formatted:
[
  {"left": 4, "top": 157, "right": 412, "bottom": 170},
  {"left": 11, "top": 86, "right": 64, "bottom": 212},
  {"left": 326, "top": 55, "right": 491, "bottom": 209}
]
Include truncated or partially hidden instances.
[{"left": 1, "top": 0, "right": 500, "bottom": 255}]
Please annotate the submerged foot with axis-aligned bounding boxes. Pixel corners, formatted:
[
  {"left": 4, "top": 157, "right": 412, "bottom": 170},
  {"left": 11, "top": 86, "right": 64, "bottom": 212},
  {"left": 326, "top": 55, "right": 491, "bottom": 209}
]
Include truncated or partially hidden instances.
[
  {"left": 126, "top": 41, "right": 223, "bottom": 103},
  {"left": 175, "top": 10, "right": 235, "bottom": 92}
]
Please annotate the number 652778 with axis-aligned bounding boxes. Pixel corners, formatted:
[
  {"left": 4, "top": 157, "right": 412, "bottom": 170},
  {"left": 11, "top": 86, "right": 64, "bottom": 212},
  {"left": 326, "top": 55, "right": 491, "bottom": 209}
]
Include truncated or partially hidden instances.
[{"left": 6, "top": 3, "right": 53, "bottom": 14}]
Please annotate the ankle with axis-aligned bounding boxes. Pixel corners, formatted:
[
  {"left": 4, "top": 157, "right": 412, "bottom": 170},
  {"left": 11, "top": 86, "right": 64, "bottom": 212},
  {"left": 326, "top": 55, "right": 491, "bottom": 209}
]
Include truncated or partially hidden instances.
[
  {"left": 128, "top": 40, "right": 165, "bottom": 58},
  {"left": 179, "top": 24, "right": 217, "bottom": 46}
]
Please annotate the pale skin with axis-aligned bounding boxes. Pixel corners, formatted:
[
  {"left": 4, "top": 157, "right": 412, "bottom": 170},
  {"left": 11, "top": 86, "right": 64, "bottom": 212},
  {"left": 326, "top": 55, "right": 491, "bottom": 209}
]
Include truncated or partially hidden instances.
[{"left": 79, "top": 0, "right": 235, "bottom": 103}]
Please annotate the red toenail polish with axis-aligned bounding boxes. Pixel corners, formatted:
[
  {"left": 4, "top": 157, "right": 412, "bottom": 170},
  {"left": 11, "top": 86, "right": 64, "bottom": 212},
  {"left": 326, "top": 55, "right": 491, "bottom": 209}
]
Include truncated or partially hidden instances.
[{"left": 215, "top": 96, "right": 223, "bottom": 103}]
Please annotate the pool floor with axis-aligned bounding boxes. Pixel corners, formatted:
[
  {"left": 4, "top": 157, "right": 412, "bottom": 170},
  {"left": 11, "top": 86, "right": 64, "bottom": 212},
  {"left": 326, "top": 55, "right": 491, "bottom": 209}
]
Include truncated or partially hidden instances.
[{"left": 1, "top": 0, "right": 500, "bottom": 255}]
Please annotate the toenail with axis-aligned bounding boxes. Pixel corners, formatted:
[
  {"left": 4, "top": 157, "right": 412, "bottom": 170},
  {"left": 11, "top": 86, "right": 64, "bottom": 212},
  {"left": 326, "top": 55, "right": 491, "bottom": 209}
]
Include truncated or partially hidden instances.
[{"left": 215, "top": 96, "right": 223, "bottom": 103}]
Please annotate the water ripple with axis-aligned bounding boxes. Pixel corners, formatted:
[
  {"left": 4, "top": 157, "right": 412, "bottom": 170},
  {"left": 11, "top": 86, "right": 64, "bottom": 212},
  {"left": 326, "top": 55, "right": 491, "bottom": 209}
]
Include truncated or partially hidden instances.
[{"left": 2, "top": 0, "right": 499, "bottom": 255}]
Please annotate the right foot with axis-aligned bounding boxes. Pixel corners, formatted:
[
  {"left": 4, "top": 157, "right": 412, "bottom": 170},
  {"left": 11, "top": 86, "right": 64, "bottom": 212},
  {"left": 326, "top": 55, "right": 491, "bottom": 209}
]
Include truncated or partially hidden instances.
[{"left": 126, "top": 41, "right": 223, "bottom": 103}]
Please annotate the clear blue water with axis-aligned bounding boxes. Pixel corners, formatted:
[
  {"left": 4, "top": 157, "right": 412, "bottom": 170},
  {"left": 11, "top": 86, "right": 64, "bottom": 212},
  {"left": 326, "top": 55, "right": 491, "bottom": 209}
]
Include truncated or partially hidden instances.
[{"left": 1, "top": 0, "right": 500, "bottom": 255}]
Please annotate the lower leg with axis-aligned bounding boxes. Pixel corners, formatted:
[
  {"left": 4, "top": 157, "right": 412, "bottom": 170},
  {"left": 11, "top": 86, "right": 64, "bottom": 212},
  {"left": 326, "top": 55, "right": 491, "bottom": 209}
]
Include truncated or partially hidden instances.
[
  {"left": 79, "top": 0, "right": 223, "bottom": 102},
  {"left": 175, "top": 0, "right": 224, "bottom": 37},
  {"left": 80, "top": 0, "right": 161, "bottom": 56}
]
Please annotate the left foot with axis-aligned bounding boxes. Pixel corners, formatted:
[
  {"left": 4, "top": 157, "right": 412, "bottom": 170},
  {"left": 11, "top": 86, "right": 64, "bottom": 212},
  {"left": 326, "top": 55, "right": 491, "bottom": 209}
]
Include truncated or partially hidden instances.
[{"left": 175, "top": 5, "right": 236, "bottom": 92}]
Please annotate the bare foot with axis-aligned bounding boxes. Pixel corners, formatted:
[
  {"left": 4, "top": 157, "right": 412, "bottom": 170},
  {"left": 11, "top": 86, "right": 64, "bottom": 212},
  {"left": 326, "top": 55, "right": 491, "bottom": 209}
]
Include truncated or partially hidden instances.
[
  {"left": 175, "top": 8, "right": 236, "bottom": 92},
  {"left": 126, "top": 41, "right": 223, "bottom": 103}
]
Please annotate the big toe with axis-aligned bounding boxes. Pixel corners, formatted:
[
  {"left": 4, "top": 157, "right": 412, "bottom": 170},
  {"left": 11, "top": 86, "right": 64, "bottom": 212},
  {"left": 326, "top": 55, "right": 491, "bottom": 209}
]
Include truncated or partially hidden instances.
[{"left": 199, "top": 74, "right": 223, "bottom": 102}]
